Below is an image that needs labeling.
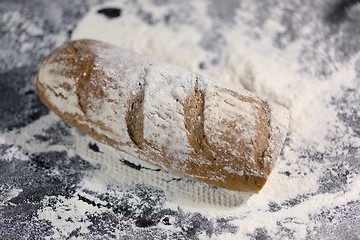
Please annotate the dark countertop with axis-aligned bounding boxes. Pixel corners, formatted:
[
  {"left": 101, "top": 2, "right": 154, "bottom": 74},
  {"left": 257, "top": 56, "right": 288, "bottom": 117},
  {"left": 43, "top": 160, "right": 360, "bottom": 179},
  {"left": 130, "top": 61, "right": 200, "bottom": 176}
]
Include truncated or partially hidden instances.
[{"left": 1, "top": 0, "right": 360, "bottom": 239}]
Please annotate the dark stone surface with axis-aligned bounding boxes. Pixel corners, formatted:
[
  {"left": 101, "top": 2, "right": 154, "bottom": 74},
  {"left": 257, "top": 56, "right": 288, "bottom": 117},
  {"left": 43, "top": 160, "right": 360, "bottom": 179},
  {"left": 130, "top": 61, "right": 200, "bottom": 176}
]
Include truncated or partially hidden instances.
[
  {"left": 0, "top": 66, "right": 49, "bottom": 131},
  {"left": 0, "top": 149, "right": 97, "bottom": 239},
  {"left": 0, "top": 0, "right": 360, "bottom": 239}
]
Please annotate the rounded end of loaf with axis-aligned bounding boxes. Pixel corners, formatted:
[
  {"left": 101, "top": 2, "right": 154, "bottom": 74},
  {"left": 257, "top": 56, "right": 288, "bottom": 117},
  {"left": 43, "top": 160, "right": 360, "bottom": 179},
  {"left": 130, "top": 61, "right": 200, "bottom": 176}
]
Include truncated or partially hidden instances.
[{"left": 183, "top": 86, "right": 289, "bottom": 193}]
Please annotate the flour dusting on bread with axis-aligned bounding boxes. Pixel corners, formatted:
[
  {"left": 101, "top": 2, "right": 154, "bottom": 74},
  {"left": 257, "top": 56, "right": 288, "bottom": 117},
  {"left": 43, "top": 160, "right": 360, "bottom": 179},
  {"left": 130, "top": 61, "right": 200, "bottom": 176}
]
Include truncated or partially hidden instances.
[{"left": 36, "top": 39, "right": 289, "bottom": 192}]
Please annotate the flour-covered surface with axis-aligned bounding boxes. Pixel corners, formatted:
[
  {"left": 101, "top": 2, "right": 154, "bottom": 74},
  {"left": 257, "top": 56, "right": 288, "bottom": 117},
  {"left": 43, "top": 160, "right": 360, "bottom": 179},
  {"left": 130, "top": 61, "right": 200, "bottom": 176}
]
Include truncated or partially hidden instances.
[{"left": 1, "top": 0, "right": 360, "bottom": 239}]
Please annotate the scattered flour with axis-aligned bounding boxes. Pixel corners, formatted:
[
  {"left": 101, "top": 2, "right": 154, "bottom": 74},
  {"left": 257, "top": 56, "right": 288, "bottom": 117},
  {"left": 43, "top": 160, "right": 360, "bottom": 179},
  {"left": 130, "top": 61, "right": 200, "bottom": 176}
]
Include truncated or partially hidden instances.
[
  {"left": 2, "top": 0, "right": 359, "bottom": 239},
  {"left": 2, "top": 145, "right": 29, "bottom": 162},
  {"left": 0, "top": 188, "right": 23, "bottom": 206},
  {"left": 71, "top": 1, "right": 360, "bottom": 238}
]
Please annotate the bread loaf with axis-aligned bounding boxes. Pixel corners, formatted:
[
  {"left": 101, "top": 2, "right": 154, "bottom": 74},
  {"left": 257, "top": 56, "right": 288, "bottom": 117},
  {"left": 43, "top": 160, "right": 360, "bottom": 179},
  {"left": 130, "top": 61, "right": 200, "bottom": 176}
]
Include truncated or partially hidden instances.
[{"left": 35, "top": 39, "right": 289, "bottom": 192}]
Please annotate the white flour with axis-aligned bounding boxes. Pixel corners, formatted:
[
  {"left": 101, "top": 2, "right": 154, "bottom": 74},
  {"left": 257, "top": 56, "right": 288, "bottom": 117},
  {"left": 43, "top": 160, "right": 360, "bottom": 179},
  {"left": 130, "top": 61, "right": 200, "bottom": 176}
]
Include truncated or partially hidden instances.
[
  {"left": 70, "top": 1, "right": 360, "bottom": 238},
  {"left": 3, "top": 0, "right": 359, "bottom": 239}
]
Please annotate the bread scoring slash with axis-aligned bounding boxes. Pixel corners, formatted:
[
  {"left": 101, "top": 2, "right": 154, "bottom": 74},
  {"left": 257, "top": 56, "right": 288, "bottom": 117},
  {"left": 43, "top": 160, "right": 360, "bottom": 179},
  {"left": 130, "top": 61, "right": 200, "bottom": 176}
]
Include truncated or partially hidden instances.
[{"left": 35, "top": 39, "right": 289, "bottom": 193}]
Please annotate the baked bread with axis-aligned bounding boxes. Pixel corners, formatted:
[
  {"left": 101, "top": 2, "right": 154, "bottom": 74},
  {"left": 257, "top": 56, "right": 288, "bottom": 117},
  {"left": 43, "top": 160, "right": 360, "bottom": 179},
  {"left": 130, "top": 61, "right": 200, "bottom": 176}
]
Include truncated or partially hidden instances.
[{"left": 35, "top": 39, "right": 289, "bottom": 192}]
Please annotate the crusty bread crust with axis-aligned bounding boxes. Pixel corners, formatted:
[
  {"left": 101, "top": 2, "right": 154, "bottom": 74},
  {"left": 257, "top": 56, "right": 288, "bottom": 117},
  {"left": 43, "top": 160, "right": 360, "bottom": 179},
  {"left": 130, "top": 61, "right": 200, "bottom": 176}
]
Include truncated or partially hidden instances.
[{"left": 36, "top": 39, "right": 289, "bottom": 192}]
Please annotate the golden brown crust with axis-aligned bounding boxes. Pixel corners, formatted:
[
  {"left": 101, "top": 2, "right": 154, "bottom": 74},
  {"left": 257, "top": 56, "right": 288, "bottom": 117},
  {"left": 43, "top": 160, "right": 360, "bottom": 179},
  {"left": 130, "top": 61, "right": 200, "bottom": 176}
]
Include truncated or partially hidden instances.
[
  {"left": 181, "top": 84, "right": 270, "bottom": 192},
  {"left": 35, "top": 39, "right": 288, "bottom": 193},
  {"left": 125, "top": 88, "right": 145, "bottom": 149},
  {"left": 36, "top": 75, "right": 124, "bottom": 151}
]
